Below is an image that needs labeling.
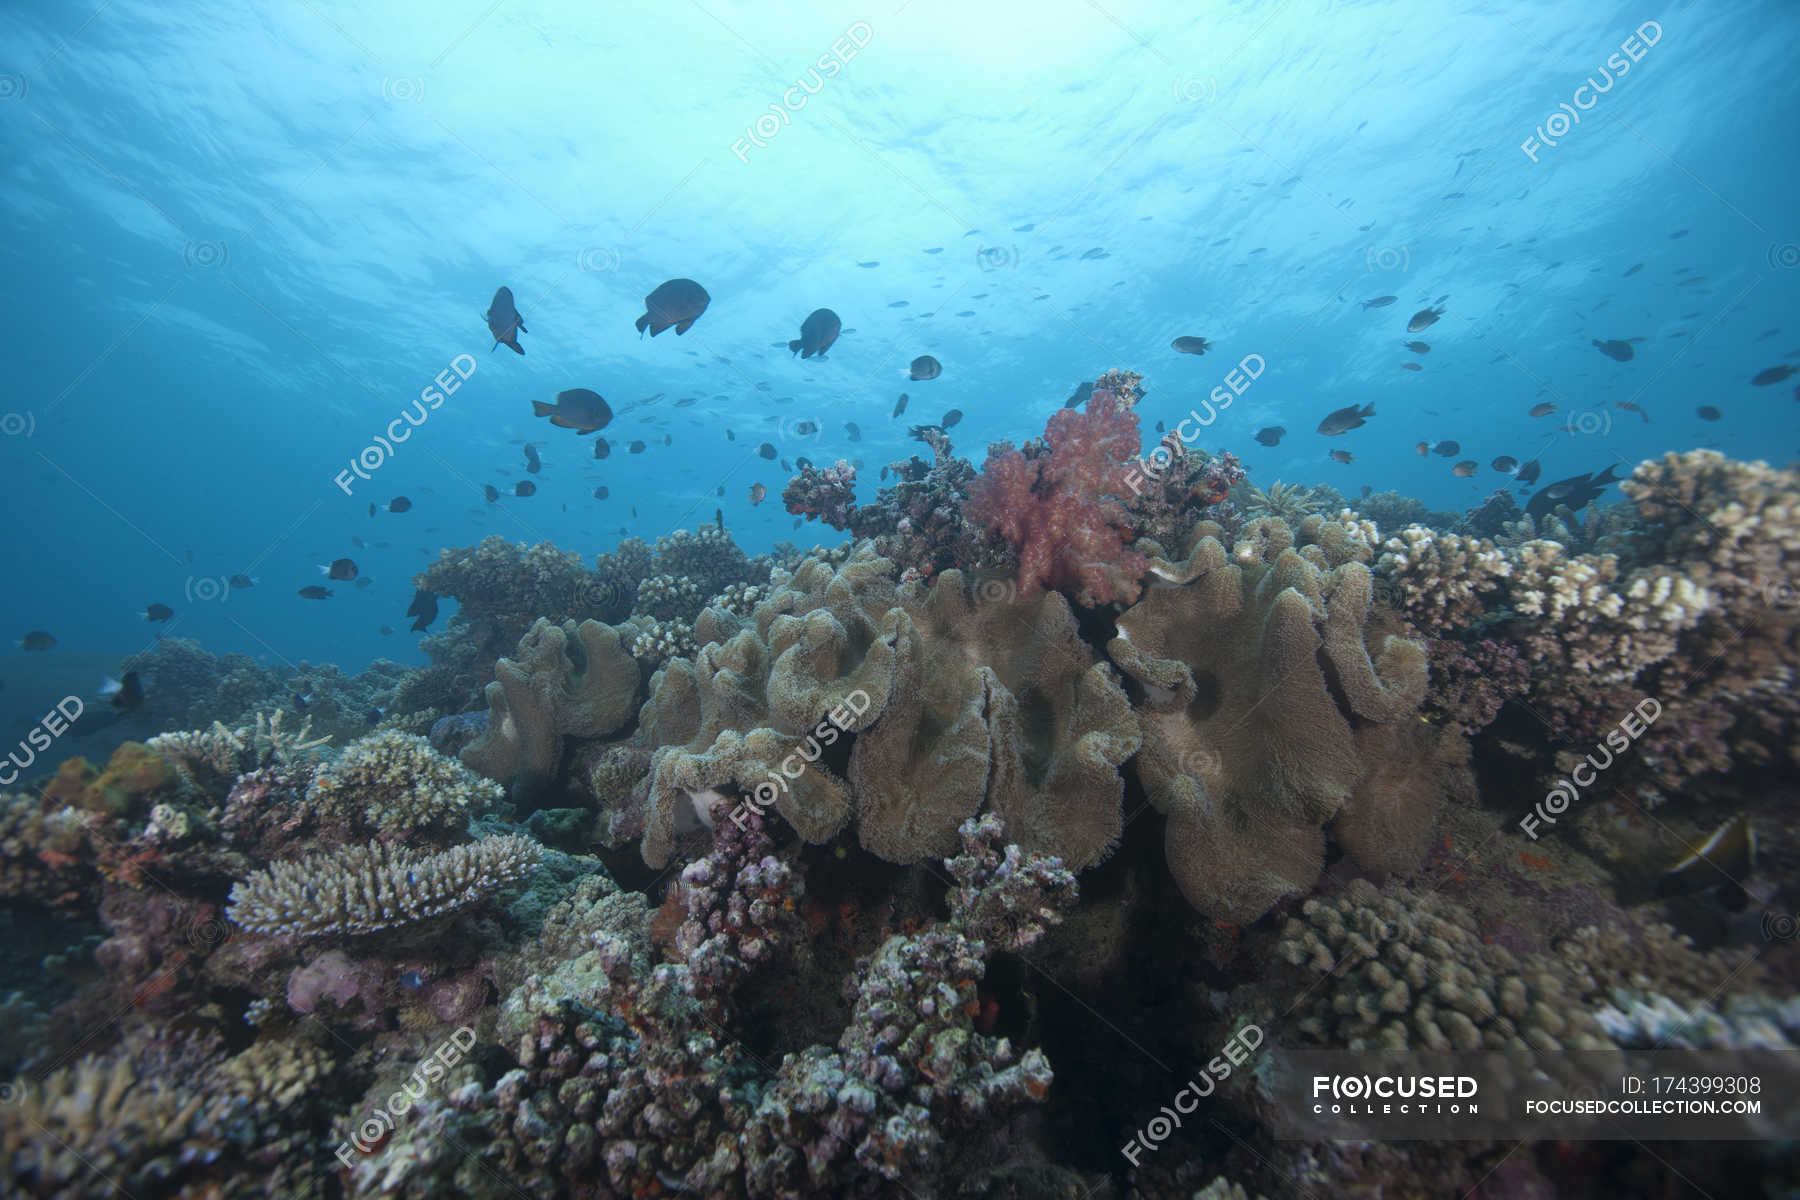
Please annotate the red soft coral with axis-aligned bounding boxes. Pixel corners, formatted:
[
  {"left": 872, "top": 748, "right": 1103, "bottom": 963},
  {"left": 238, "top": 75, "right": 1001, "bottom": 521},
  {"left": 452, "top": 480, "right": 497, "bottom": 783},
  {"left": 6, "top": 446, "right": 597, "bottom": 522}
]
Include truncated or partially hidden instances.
[{"left": 967, "top": 390, "right": 1148, "bottom": 605}]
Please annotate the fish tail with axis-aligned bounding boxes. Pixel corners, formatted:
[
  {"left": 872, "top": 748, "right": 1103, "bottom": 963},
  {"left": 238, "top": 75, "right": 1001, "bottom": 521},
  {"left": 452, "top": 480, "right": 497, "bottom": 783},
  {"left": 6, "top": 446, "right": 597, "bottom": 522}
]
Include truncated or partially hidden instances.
[
  {"left": 635, "top": 314, "right": 650, "bottom": 335},
  {"left": 674, "top": 319, "right": 695, "bottom": 335},
  {"left": 531, "top": 401, "right": 556, "bottom": 417},
  {"left": 509, "top": 341, "right": 524, "bottom": 355},
  {"left": 789, "top": 339, "right": 802, "bottom": 354}
]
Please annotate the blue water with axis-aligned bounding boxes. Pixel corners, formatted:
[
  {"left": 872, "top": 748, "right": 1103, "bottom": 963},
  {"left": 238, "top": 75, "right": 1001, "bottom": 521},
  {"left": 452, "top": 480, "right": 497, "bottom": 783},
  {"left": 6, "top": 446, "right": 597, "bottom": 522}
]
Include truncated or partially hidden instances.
[{"left": 2, "top": 0, "right": 1796, "bottom": 716}]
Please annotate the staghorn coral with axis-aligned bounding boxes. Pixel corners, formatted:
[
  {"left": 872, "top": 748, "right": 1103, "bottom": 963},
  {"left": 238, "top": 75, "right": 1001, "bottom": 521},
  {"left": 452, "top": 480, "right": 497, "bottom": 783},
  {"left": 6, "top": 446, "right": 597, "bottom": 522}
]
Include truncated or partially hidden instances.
[
  {"left": 146, "top": 708, "right": 331, "bottom": 792},
  {"left": 460, "top": 618, "right": 642, "bottom": 790},
  {"left": 1109, "top": 521, "right": 1452, "bottom": 922},
  {"left": 1376, "top": 524, "right": 1516, "bottom": 628},
  {"left": 1238, "top": 479, "right": 1323, "bottom": 524},
  {"left": 227, "top": 834, "right": 542, "bottom": 938},
  {"left": 306, "top": 729, "right": 502, "bottom": 837}
]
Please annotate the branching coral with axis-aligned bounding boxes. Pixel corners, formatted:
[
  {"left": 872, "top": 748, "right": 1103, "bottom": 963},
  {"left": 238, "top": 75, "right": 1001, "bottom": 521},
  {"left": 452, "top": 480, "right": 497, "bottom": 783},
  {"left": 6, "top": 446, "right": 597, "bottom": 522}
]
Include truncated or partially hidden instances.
[{"left": 306, "top": 729, "right": 501, "bottom": 836}]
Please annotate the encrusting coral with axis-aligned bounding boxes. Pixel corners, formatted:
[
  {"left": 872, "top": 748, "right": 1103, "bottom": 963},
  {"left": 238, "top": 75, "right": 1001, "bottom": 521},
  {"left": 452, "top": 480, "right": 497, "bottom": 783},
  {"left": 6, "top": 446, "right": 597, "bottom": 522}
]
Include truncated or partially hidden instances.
[{"left": 306, "top": 729, "right": 501, "bottom": 836}]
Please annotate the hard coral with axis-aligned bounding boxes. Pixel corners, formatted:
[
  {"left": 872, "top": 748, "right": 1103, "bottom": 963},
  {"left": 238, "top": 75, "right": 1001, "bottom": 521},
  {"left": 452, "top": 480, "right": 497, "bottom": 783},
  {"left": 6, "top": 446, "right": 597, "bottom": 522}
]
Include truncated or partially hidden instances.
[{"left": 969, "top": 390, "right": 1149, "bottom": 606}]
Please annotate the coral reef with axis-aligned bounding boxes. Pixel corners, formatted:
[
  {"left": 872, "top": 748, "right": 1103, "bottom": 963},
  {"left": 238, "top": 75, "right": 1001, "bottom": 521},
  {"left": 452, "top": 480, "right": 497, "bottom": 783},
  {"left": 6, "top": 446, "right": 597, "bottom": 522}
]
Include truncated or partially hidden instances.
[{"left": 306, "top": 729, "right": 501, "bottom": 836}]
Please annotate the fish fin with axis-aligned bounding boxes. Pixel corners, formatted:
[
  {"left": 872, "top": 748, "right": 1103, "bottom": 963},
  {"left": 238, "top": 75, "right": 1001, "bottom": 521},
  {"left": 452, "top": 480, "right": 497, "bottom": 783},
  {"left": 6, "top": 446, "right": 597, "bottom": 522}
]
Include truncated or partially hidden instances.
[
  {"left": 509, "top": 341, "right": 524, "bottom": 355},
  {"left": 789, "top": 339, "right": 802, "bottom": 354},
  {"left": 635, "top": 314, "right": 650, "bottom": 335},
  {"left": 674, "top": 318, "right": 695, "bottom": 335},
  {"left": 491, "top": 342, "right": 499, "bottom": 353},
  {"left": 531, "top": 401, "right": 556, "bottom": 417},
  {"left": 517, "top": 319, "right": 527, "bottom": 333}
]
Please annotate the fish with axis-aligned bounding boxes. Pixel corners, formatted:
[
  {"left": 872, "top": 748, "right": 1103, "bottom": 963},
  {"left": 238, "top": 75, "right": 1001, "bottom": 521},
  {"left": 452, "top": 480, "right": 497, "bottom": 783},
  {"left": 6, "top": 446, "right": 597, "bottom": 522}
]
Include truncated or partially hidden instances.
[
  {"left": 1592, "top": 338, "right": 1641, "bottom": 362},
  {"left": 893, "top": 393, "right": 909, "bottom": 417},
  {"left": 17, "top": 631, "right": 54, "bottom": 650},
  {"left": 365, "top": 707, "right": 384, "bottom": 726},
  {"left": 144, "top": 603, "right": 174, "bottom": 622},
  {"left": 635, "top": 278, "right": 710, "bottom": 337},
  {"left": 1362, "top": 295, "right": 1398, "bottom": 309},
  {"left": 793, "top": 518, "right": 803, "bottom": 529},
  {"left": 229, "top": 574, "right": 255, "bottom": 589},
  {"left": 351, "top": 535, "right": 365, "bottom": 548},
  {"left": 725, "top": 430, "right": 736, "bottom": 442},
  {"left": 94, "top": 671, "right": 143, "bottom": 712},
  {"left": 1328, "top": 449, "right": 1354, "bottom": 464},
  {"left": 353, "top": 577, "right": 372, "bottom": 590},
  {"left": 297, "top": 586, "right": 331, "bottom": 600},
  {"left": 378, "top": 625, "right": 394, "bottom": 636},
  {"left": 674, "top": 397, "right": 698, "bottom": 408},
  {"left": 1525, "top": 464, "right": 1621, "bottom": 520},
  {"left": 1403, "top": 341, "right": 1430, "bottom": 353},
  {"left": 1515, "top": 459, "right": 1542, "bottom": 486},
  {"left": 484, "top": 286, "right": 527, "bottom": 354},
  {"left": 758, "top": 442, "right": 778, "bottom": 460},
  {"left": 845, "top": 422, "right": 862, "bottom": 442},
  {"left": 406, "top": 589, "right": 439, "bottom": 632},
  {"left": 293, "top": 690, "right": 312, "bottom": 710},
  {"left": 1696, "top": 405, "right": 1722, "bottom": 421},
  {"left": 321, "top": 558, "right": 358, "bottom": 581},
  {"left": 368, "top": 503, "right": 375, "bottom": 517},
  {"left": 1253, "top": 426, "right": 1285, "bottom": 446},
  {"left": 795, "top": 456, "right": 813, "bottom": 471},
  {"left": 781, "top": 459, "right": 792, "bottom": 471},
  {"left": 1432, "top": 440, "right": 1460, "bottom": 457},
  {"left": 514, "top": 481, "right": 536, "bottom": 496},
  {"left": 1751, "top": 365, "right": 1796, "bottom": 386},
  {"left": 593, "top": 438, "right": 611, "bottom": 460},
  {"left": 484, "top": 484, "right": 499, "bottom": 502},
  {"left": 715, "top": 485, "right": 724, "bottom": 497},
  {"left": 533, "top": 388, "right": 613, "bottom": 434},
  {"left": 1622, "top": 263, "right": 1644, "bottom": 277},
  {"left": 663, "top": 434, "right": 672, "bottom": 446},
  {"left": 793, "top": 420, "right": 819, "bottom": 436},
  {"left": 628, "top": 441, "right": 646, "bottom": 454},
  {"left": 1615, "top": 400, "right": 1650, "bottom": 423},
  {"left": 749, "top": 482, "right": 767, "bottom": 505},
  {"left": 1451, "top": 460, "right": 1478, "bottom": 477},
  {"left": 790, "top": 308, "right": 842, "bottom": 358},
  {"left": 1400, "top": 362, "right": 1423, "bottom": 371},
  {"left": 942, "top": 409, "right": 963, "bottom": 429},
  {"left": 908, "top": 355, "right": 942, "bottom": 381},
  {"left": 1316, "top": 402, "right": 1375, "bottom": 435},
  {"left": 857, "top": 260, "right": 878, "bottom": 268},
  {"left": 388, "top": 497, "right": 412, "bottom": 513},
  {"left": 1492, "top": 455, "right": 1519, "bottom": 473},
  {"left": 595, "top": 486, "right": 609, "bottom": 499},
  {"left": 1170, "top": 336, "right": 1212, "bottom": 355},
  {"left": 1406, "top": 305, "right": 1445, "bottom": 332},
  {"left": 1414, "top": 441, "right": 1430, "bottom": 456},
  {"left": 1656, "top": 815, "right": 1755, "bottom": 900},
  {"left": 1529, "top": 402, "right": 1558, "bottom": 417}
]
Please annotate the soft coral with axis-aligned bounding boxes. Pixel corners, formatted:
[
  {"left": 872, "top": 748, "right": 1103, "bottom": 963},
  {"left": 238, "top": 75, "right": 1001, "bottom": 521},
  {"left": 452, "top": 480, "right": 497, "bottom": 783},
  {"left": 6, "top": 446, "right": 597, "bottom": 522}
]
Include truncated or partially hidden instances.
[{"left": 967, "top": 390, "right": 1148, "bottom": 605}]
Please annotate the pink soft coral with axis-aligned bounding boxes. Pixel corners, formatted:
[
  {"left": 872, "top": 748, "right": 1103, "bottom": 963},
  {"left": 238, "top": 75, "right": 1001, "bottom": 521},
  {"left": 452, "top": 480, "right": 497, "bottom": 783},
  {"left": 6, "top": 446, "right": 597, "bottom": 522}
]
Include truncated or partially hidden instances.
[{"left": 967, "top": 390, "right": 1148, "bottom": 605}]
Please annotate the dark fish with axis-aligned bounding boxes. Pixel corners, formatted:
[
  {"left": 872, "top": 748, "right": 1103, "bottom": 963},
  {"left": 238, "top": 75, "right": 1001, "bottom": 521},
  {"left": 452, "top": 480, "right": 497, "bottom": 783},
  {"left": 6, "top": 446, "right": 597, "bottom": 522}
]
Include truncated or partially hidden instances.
[
  {"left": 1065, "top": 381, "right": 1093, "bottom": 409},
  {"left": 790, "top": 308, "right": 842, "bottom": 358},
  {"left": 388, "top": 497, "right": 412, "bottom": 513},
  {"left": 715, "top": 507, "right": 724, "bottom": 529},
  {"left": 297, "top": 586, "right": 331, "bottom": 600},
  {"left": 97, "top": 671, "right": 143, "bottom": 712},
  {"left": 1615, "top": 400, "right": 1650, "bottom": 423},
  {"left": 595, "top": 486, "right": 609, "bottom": 499},
  {"left": 1328, "top": 449, "right": 1354, "bottom": 464},
  {"left": 368, "top": 503, "right": 375, "bottom": 517},
  {"left": 378, "top": 625, "right": 394, "bottom": 635},
  {"left": 229, "top": 574, "right": 255, "bottom": 589},
  {"left": 406, "top": 588, "right": 439, "bottom": 632},
  {"left": 793, "top": 518, "right": 803, "bottom": 529},
  {"left": 1414, "top": 441, "right": 1430, "bottom": 456},
  {"left": 794, "top": 420, "right": 818, "bottom": 436},
  {"left": 893, "top": 393, "right": 909, "bottom": 417},
  {"left": 942, "top": 409, "right": 963, "bottom": 429},
  {"left": 144, "top": 603, "right": 174, "bottom": 622},
  {"left": 749, "top": 482, "right": 767, "bottom": 505},
  {"left": 635, "top": 278, "right": 710, "bottom": 337},
  {"left": 366, "top": 707, "right": 384, "bottom": 726},
  {"left": 18, "top": 631, "right": 55, "bottom": 651},
  {"left": 594, "top": 437, "right": 611, "bottom": 459},
  {"left": 534, "top": 388, "right": 613, "bottom": 433},
  {"left": 674, "top": 397, "right": 698, "bottom": 408},
  {"left": 1155, "top": 421, "right": 1164, "bottom": 433},
  {"left": 795, "top": 456, "right": 813, "bottom": 471},
  {"left": 1515, "top": 459, "right": 1542, "bottom": 486},
  {"left": 908, "top": 355, "right": 942, "bottom": 381},
  {"left": 1406, "top": 306, "right": 1445, "bottom": 332},
  {"left": 1525, "top": 464, "right": 1621, "bottom": 521},
  {"left": 1622, "top": 263, "right": 1644, "bottom": 277},
  {"left": 716, "top": 485, "right": 724, "bottom": 497},
  {"left": 484, "top": 484, "right": 500, "bottom": 502},
  {"left": 1362, "top": 295, "right": 1398, "bottom": 309},
  {"left": 758, "top": 442, "right": 777, "bottom": 460},
  {"left": 514, "top": 481, "right": 536, "bottom": 496},
  {"left": 1452, "top": 460, "right": 1478, "bottom": 477},
  {"left": 1657, "top": 815, "right": 1754, "bottom": 899},
  {"left": 1592, "top": 338, "right": 1638, "bottom": 362},
  {"left": 323, "top": 557, "right": 358, "bottom": 581},
  {"left": 1403, "top": 341, "right": 1430, "bottom": 353},
  {"left": 857, "top": 260, "right": 879, "bottom": 268},
  {"left": 1401, "top": 362, "right": 1423, "bottom": 371},
  {"left": 1696, "top": 405, "right": 1722, "bottom": 421},
  {"left": 663, "top": 434, "right": 672, "bottom": 446},
  {"left": 1253, "top": 426, "right": 1285, "bottom": 446},
  {"left": 781, "top": 459, "right": 792, "bottom": 472},
  {"left": 1529, "top": 401, "right": 1558, "bottom": 417},
  {"left": 1432, "top": 440, "right": 1460, "bottom": 457},
  {"left": 353, "top": 577, "right": 372, "bottom": 590},
  {"left": 485, "top": 286, "right": 527, "bottom": 354},
  {"left": 629, "top": 441, "right": 646, "bottom": 454},
  {"left": 1751, "top": 365, "right": 1796, "bottom": 386},
  {"left": 845, "top": 421, "right": 862, "bottom": 442},
  {"left": 1492, "top": 455, "right": 1519, "bottom": 473},
  {"left": 1317, "top": 402, "right": 1375, "bottom": 435},
  {"left": 1170, "top": 336, "right": 1212, "bottom": 355},
  {"left": 632, "top": 507, "right": 638, "bottom": 517}
]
